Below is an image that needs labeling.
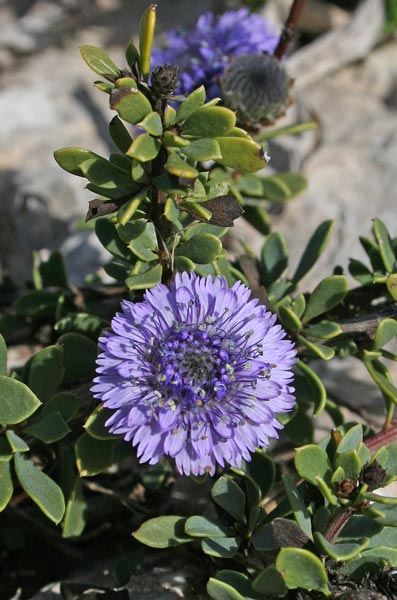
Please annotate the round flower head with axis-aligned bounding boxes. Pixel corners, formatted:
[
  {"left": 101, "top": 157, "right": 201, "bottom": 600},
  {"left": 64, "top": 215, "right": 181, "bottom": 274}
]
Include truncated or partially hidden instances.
[
  {"left": 92, "top": 273, "right": 297, "bottom": 476},
  {"left": 151, "top": 9, "right": 279, "bottom": 99}
]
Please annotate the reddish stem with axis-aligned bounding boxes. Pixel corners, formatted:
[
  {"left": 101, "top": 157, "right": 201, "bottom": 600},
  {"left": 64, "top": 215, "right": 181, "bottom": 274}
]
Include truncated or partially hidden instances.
[
  {"left": 274, "top": 0, "right": 305, "bottom": 60},
  {"left": 365, "top": 425, "right": 397, "bottom": 453}
]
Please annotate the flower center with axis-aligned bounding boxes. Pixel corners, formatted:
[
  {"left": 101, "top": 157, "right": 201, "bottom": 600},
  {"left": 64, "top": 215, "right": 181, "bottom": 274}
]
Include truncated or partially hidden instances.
[{"left": 151, "top": 324, "right": 235, "bottom": 406}]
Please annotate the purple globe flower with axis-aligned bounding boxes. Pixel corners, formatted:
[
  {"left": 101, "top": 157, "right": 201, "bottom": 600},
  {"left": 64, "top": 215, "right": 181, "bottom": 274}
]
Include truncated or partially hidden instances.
[
  {"left": 151, "top": 9, "right": 279, "bottom": 99},
  {"left": 92, "top": 273, "right": 296, "bottom": 476}
]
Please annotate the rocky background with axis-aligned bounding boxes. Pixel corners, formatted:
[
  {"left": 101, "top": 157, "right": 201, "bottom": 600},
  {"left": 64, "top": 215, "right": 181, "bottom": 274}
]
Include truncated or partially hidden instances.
[{"left": 0, "top": 1, "right": 396, "bottom": 597}]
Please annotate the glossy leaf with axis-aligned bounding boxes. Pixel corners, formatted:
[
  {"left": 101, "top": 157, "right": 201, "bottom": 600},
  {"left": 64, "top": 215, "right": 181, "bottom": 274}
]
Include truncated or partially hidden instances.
[
  {"left": 297, "top": 335, "right": 335, "bottom": 361},
  {"left": 303, "top": 276, "right": 348, "bottom": 323},
  {"left": 133, "top": 516, "right": 192, "bottom": 548},
  {"left": 55, "top": 313, "right": 107, "bottom": 342},
  {"left": 182, "top": 106, "right": 236, "bottom": 137},
  {"left": 138, "top": 111, "right": 163, "bottom": 136},
  {"left": 304, "top": 321, "right": 342, "bottom": 340},
  {"left": 110, "top": 88, "right": 152, "bottom": 124},
  {"left": 80, "top": 157, "right": 132, "bottom": 189},
  {"left": 374, "top": 318, "right": 397, "bottom": 350},
  {"left": 127, "top": 133, "right": 160, "bottom": 162},
  {"left": 164, "top": 152, "right": 199, "bottom": 179},
  {"left": 335, "top": 450, "right": 362, "bottom": 480},
  {"left": 215, "top": 571, "right": 258, "bottom": 600},
  {"left": 0, "top": 461, "right": 13, "bottom": 511},
  {"left": 373, "top": 218, "right": 396, "bottom": 273},
  {"left": 261, "top": 232, "right": 288, "bottom": 286},
  {"left": 109, "top": 115, "right": 133, "bottom": 153},
  {"left": 54, "top": 147, "right": 100, "bottom": 177},
  {"left": 276, "top": 548, "right": 329, "bottom": 594},
  {"left": 57, "top": 333, "right": 97, "bottom": 384},
  {"left": 185, "top": 516, "right": 230, "bottom": 538},
  {"left": 95, "top": 218, "right": 133, "bottom": 262},
  {"left": 84, "top": 405, "right": 116, "bottom": 440},
  {"left": 292, "top": 220, "right": 334, "bottom": 285},
  {"left": 202, "top": 537, "right": 240, "bottom": 558},
  {"left": 216, "top": 137, "right": 267, "bottom": 172},
  {"left": 336, "top": 424, "right": 363, "bottom": 454},
  {"left": 126, "top": 263, "right": 163, "bottom": 290},
  {"left": 14, "top": 453, "right": 65, "bottom": 524},
  {"left": 211, "top": 476, "right": 246, "bottom": 521},
  {"left": 176, "top": 234, "right": 222, "bottom": 264},
  {"left": 28, "top": 345, "right": 64, "bottom": 402},
  {"left": 0, "top": 377, "right": 41, "bottom": 425},
  {"left": 80, "top": 45, "right": 121, "bottom": 80},
  {"left": 314, "top": 532, "right": 368, "bottom": 561},
  {"left": 242, "top": 204, "right": 270, "bottom": 236},
  {"left": 283, "top": 473, "right": 313, "bottom": 540},
  {"left": 24, "top": 412, "right": 71, "bottom": 444},
  {"left": 175, "top": 86, "right": 206, "bottom": 122},
  {"left": 118, "top": 219, "right": 158, "bottom": 261},
  {"left": 138, "top": 4, "right": 156, "bottom": 80},
  {"left": 62, "top": 479, "right": 87, "bottom": 538},
  {"left": 295, "top": 444, "right": 332, "bottom": 485},
  {"left": 349, "top": 258, "right": 373, "bottom": 285},
  {"left": 5, "top": 430, "right": 29, "bottom": 453},
  {"left": 278, "top": 305, "right": 302, "bottom": 332},
  {"left": 0, "top": 334, "right": 6, "bottom": 376},
  {"left": 253, "top": 566, "right": 288, "bottom": 597},
  {"left": 207, "top": 578, "right": 245, "bottom": 600},
  {"left": 387, "top": 274, "right": 397, "bottom": 301},
  {"left": 182, "top": 138, "right": 222, "bottom": 162},
  {"left": 75, "top": 433, "right": 116, "bottom": 477}
]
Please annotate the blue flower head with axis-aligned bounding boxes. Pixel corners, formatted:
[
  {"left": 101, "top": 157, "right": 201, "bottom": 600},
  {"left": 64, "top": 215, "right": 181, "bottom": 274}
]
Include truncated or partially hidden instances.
[
  {"left": 92, "top": 273, "right": 297, "bottom": 476},
  {"left": 151, "top": 9, "right": 279, "bottom": 99}
]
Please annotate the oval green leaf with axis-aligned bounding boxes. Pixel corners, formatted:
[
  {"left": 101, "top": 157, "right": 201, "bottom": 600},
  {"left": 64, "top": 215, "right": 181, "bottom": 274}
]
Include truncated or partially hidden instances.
[
  {"left": 276, "top": 548, "right": 329, "bottom": 594},
  {"left": 133, "top": 515, "right": 192, "bottom": 548},
  {"left": 211, "top": 476, "right": 246, "bottom": 522},
  {"left": 182, "top": 106, "right": 236, "bottom": 137},
  {"left": 0, "top": 376, "right": 41, "bottom": 425},
  {"left": 303, "top": 275, "right": 349, "bottom": 323}
]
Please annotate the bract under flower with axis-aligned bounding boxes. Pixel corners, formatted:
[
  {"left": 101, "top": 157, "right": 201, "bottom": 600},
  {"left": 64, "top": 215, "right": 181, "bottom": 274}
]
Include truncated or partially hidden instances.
[
  {"left": 92, "top": 273, "right": 297, "bottom": 476},
  {"left": 151, "top": 9, "right": 279, "bottom": 99}
]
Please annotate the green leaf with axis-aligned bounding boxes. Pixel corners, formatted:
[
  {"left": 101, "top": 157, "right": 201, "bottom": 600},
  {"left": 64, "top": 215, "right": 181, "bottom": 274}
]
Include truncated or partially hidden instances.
[
  {"left": 14, "top": 290, "right": 58, "bottom": 319},
  {"left": 138, "top": 111, "right": 163, "bottom": 136},
  {"left": 216, "top": 571, "right": 258, "bottom": 600},
  {"left": 28, "top": 345, "right": 64, "bottom": 402},
  {"left": 373, "top": 218, "right": 396, "bottom": 273},
  {"left": 303, "top": 276, "right": 348, "bottom": 323},
  {"left": 0, "top": 377, "right": 41, "bottom": 425},
  {"left": 14, "top": 453, "right": 65, "bottom": 524},
  {"left": 348, "top": 259, "right": 373, "bottom": 285},
  {"left": 164, "top": 152, "right": 199, "bottom": 179},
  {"left": 335, "top": 450, "right": 362, "bottom": 480},
  {"left": 216, "top": 137, "right": 267, "bottom": 172},
  {"left": 126, "top": 263, "right": 163, "bottom": 290},
  {"left": 182, "top": 138, "right": 222, "bottom": 162},
  {"left": 387, "top": 274, "right": 397, "bottom": 301},
  {"left": 297, "top": 335, "right": 335, "bottom": 361},
  {"left": 138, "top": 3, "right": 156, "bottom": 80},
  {"left": 253, "top": 565, "right": 288, "bottom": 597},
  {"left": 283, "top": 474, "right": 313, "bottom": 540},
  {"left": 127, "top": 133, "right": 160, "bottom": 162},
  {"left": 125, "top": 39, "right": 139, "bottom": 68},
  {"left": 95, "top": 218, "right": 133, "bottom": 262},
  {"left": 0, "top": 461, "right": 13, "bottom": 511},
  {"left": 276, "top": 548, "right": 329, "bottom": 594},
  {"left": 0, "top": 437, "right": 13, "bottom": 462},
  {"left": 57, "top": 333, "right": 97, "bottom": 384},
  {"left": 304, "top": 321, "right": 342, "bottom": 340},
  {"left": 296, "top": 361, "right": 327, "bottom": 416},
  {"left": 133, "top": 516, "right": 192, "bottom": 548},
  {"left": 207, "top": 578, "right": 245, "bottom": 600},
  {"left": 185, "top": 516, "right": 231, "bottom": 538},
  {"left": 5, "top": 430, "right": 29, "bottom": 453},
  {"left": 80, "top": 157, "right": 132, "bottom": 189},
  {"left": 374, "top": 319, "right": 397, "bottom": 350},
  {"left": 247, "top": 451, "right": 275, "bottom": 498},
  {"left": 182, "top": 106, "right": 236, "bottom": 137},
  {"left": 40, "top": 392, "right": 78, "bottom": 422},
  {"left": 80, "top": 45, "right": 121, "bottom": 80},
  {"left": 33, "top": 250, "right": 68, "bottom": 289},
  {"left": 242, "top": 204, "right": 270, "bottom": 236},
  {"left": 314, "top": 532, "right": 369, "bottom": 561},
  {"left": 336, "top": 424, "right": 363, "bottom": 454},
  {"left": 53, "top": 147, "right": 100, "bottom": 177},
  {"left": 118, "top": 219, "right": 158, "bottom": 261},
  {"left": 84, "top": 405, "right": 116, "bottom": 440},
  {"left": 292, "top": 221, "right": 334, "bottom": 285},
  {"left": 211, "top": 476, "right": 246, "bottom": 521},
  {"left": 110, "top": 88, "right": 152, "bottom": 124},
  {"left": 295, "top": 445, "right": 332, "bottom": 485},
  {"left": 55, "top": 313, "right": 107, "bottom": 342},
  {"left": 278, "top": 305, "right": 302, "bottom": 332},
  {"left": 175, "top": 86, "right": 206, "bottom": 122},
  {"left": 261, "top": 232, "right": 288, "bottom": 286},
  {"left": 109, "top": 115, "right": 133, "bottom": 153},
  {"left": 75, "top": 433, "right": 116, "bottom": 477},
  {"left": 364, "top": 357, "right": 397, "bottom": 405},
  {"left": 0, "top": 334, "right": 7, "bottom": 376},
  {"left": 202, "top": 536, "right": 240, "bottom": 558},
  {"left": 24, "top": 412, "right": 71, "bottom": 444},
  {"left": 176, "top": 234, "right": 222, "bottom": 264},
  {"left": 62, "top": 479, "right": 87, "bottom": 538}
]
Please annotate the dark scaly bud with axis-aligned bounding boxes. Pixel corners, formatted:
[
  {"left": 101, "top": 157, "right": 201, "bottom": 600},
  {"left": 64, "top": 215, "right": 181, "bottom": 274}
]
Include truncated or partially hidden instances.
[
  {"left": 220, "top": 53, "right": 293, "bottom": 125},
  {"left": 361, "top": 461, "right": 387, "bottom": 491},
  {"left": 151, "top": 65, "right": 179, "bottom": 98}
]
